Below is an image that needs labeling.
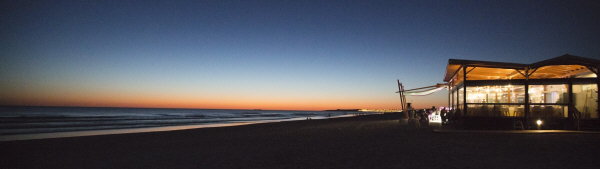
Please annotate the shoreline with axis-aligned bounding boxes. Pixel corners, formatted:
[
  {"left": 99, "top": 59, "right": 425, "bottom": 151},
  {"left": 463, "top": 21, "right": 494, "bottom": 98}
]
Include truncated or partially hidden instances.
[{"left": 0, "top": 113, "right": 361, "bottom": 141}]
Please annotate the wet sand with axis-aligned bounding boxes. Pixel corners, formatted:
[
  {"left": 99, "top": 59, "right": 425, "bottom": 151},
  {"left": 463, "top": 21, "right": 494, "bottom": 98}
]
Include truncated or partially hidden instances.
[{"left": 2, "top": 113, "right": 599, "bottom": 169}]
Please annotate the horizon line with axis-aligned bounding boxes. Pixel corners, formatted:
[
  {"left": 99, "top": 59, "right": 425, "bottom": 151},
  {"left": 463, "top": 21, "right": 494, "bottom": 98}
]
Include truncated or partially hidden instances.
[{"left": 0, "top": 104, "right": 384, "bottom": 112}]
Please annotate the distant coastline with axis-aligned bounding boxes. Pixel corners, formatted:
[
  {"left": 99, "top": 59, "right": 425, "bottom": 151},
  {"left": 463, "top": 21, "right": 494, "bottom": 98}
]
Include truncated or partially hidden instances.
[{"left": 324, "top": 109, "right": 360, "bottom": 112}]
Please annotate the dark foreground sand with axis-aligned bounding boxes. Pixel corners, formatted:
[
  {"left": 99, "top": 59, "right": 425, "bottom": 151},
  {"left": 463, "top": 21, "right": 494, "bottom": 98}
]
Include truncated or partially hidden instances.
[{"left": 2, "top": 113, "right": 600, "bottom": 169}]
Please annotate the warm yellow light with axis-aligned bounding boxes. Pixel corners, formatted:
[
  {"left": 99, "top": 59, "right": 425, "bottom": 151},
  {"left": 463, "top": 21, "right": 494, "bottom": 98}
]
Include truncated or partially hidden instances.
[{"left": 536, "top": 120, "right": 543, "bottom": 125}]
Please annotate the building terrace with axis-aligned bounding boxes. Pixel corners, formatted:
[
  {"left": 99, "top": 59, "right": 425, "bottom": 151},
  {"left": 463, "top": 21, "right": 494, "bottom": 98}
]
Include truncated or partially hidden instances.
[{"left": 444, "top": 54, "right": 599, "bottom": 129}]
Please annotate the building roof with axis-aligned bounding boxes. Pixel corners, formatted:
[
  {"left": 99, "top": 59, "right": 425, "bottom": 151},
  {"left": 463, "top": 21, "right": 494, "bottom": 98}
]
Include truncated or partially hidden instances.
[
  {"left": 530, "top": 54, "right": 600, "bottom": 68},
  {"left": 444, "top": 54, "right": 600, "bottom": 82}
]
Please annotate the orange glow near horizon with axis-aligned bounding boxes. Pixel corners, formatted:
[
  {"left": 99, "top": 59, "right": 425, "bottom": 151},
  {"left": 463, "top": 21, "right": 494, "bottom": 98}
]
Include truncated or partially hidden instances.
[
  {"left": 0, "top": 76, "right": 448, "bottom": 110},
  {"left": 0, "top": 88, "right": 447, "bottom": 110}
]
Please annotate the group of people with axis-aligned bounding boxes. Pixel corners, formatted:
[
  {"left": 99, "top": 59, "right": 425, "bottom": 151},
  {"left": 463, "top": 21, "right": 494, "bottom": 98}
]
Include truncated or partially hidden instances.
[
  {"left": 404, "top": 106, "right": 463, "bottom": 126},
  {"left": 405, "top": 106, "right": 438, "bottom": 127},
  {"left": 403, "top": 102, "right": 466, "bottom": 127},
  {"left": 440, "top": 108, "right": 462, "bottom": 125}
]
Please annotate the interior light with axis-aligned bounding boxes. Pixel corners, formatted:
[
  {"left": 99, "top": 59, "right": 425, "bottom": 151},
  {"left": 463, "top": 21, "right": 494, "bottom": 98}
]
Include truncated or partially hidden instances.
[{"left": 536, "top": 120, "right": 543, "bottom": 125}]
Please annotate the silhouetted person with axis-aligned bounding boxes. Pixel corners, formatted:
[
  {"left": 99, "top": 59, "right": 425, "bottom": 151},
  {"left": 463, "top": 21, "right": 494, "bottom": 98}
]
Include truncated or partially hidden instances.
[
  {"left": 441, "top": 108, "right": 448, "bottom": 125},
  {"left": 419, "top": 109, "right": 429, "bottom": 127}
]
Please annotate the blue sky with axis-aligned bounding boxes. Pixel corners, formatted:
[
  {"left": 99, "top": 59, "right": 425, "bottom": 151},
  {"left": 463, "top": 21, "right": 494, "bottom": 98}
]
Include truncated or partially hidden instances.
[{"left": 1, "top": 0, "right": 599, "bottom": 110}]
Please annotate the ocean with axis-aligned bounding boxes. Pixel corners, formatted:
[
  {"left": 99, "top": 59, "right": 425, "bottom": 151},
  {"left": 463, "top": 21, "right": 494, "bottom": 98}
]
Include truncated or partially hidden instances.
[{"left": 0, "top": 106, "right": 368, "bottom": 140}]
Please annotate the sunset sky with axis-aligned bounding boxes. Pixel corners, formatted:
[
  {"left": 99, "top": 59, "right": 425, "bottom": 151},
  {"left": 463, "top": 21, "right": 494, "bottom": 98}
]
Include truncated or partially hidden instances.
[{"left": 1, "top": 0, "right": 599, "bottom": 110}]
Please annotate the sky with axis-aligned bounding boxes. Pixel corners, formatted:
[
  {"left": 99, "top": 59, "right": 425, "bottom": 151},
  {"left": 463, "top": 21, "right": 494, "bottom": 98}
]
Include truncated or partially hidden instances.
[{"left": 1, "top": 0, "right": 599, "bottom": 110}]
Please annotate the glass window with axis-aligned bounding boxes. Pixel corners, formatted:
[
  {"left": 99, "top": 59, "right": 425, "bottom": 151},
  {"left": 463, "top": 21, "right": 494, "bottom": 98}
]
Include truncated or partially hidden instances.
[
  {"left": 455, "top": 87, "right": 464, "bottom": 115},
  {"left": 573, "top": 84, "right": 598, "bottom": 119},
  {"left": 530, "top": 105, "right": 568, "bottom": 118},
  {"left": 465, "top": 85, "right": 525, "bottom": 103},
  {"left": 529, "top": 85, "right": 568, "bottom": 104},
  {"left": 466, "top": 104, "right": 524, "bottom": 117}
]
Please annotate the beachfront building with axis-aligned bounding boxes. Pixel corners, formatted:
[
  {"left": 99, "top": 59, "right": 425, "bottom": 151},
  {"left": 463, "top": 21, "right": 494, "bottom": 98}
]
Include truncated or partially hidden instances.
[{"left": 444, "top": 54, "right": 599, "bottom": 129}]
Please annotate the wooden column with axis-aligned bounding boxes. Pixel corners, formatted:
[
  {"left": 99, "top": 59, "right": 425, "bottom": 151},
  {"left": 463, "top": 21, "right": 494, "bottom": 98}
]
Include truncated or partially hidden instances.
[
  {"left": 568, "top": 79, "right": 574, "bottom": 119},
  {"left": 524, "top": 81, "right": 529, "bottom": 128},
  {"left": 456, "top": 83, "right": 459, "bottom": 111},
  {"left": 463, "top": 66, "right": 468, "bottom": 116},
  {"left": 448, "top": 84, "right": 451, "bottom": 109},
  {"left": 568, "top": 78, "right": 575, "bottom": 130},
  {"left": 451, "top": 79, "right": 454, "bottom": 108},
  {"left": 397, "top": 80, "right": 404, "bottom": 110},
  {"left": 524, "top": 69, "right": 530, "bottom": 129}
]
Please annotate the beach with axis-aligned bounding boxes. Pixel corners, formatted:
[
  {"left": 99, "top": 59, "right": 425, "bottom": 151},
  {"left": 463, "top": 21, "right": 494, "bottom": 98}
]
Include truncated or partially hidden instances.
[{"left": 2, "top": 113, "right": 600, "bottom": 169}]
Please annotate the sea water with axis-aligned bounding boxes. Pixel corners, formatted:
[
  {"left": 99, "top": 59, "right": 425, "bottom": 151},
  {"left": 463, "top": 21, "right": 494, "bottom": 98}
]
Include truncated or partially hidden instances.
[{"left": 0, "top": 106, "right": 366, "bottom": 140}]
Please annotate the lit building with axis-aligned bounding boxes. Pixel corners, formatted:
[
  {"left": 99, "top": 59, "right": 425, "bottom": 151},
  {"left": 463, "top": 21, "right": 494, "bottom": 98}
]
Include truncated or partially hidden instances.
[{"left": 444, "top": 54, "right": 599, "bottom": 129}]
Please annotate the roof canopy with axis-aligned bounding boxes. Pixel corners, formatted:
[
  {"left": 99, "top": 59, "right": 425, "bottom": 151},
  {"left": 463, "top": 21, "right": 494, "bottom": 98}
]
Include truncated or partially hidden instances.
[{"left": 444, "top": 54, "right": 600, "bottom": 82}]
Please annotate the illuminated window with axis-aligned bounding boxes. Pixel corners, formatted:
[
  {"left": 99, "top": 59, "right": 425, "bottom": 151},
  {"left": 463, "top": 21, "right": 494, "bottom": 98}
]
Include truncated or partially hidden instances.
[
  {"left": 466, "top": 85, "right": 525, "bottom": 103},
  {"left": 573, "top": 84, "right": 598, "bottom": 119},
  {"left": 529, "top": 85, "right": 568, "bottom": 104},
  {"left": 466, "top": 105, "right": 524, "bottom": 117},
  {"left": 530, "top": 105, "right": 568, "bottom": 118}
]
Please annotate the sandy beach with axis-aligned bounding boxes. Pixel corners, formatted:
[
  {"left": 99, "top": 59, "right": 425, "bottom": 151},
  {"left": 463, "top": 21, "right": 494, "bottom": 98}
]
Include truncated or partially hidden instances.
[{"left": 2, "top": 113, "right": 599, "bottom": 169}]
